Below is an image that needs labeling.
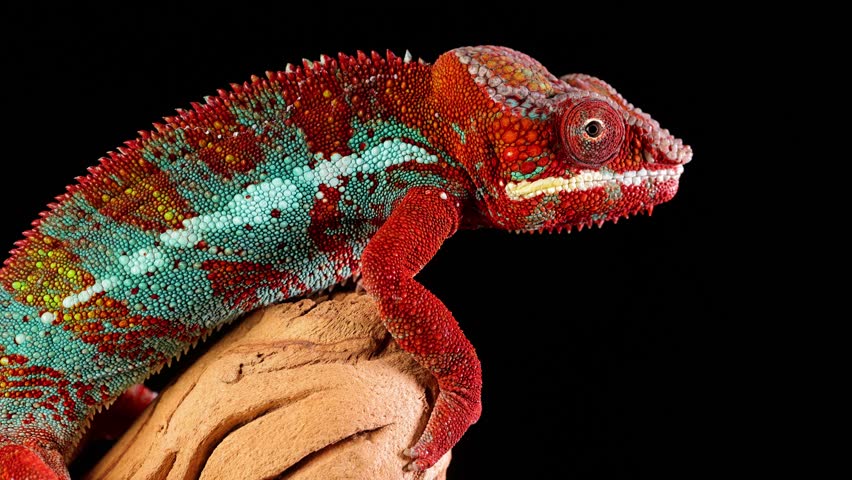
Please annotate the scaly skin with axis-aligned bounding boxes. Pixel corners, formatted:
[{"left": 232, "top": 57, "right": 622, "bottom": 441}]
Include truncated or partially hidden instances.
[{"left": 0, "top": 46, "right": 691, "bottom": 478}]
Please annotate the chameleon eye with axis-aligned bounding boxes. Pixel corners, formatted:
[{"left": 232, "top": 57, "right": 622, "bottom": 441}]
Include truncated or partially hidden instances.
[
  {"left": 560, "top": 99, "right": 625, "bottom": 167},
  {"left": 583, "top": 119, "right": 602, "bottom": 138}
]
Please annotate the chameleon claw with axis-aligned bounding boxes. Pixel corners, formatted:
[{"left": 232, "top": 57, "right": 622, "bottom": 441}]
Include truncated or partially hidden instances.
[
  {"left": 403, "top": 458, "right": 428, "bottom": 472},
  {"left": 402, "top": 447, "right": 428, "bottom": 472}
]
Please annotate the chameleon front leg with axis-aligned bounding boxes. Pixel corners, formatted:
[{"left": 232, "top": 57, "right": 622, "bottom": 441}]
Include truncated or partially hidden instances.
[{"left": 361, "top": 187, "right": 482, "bottom": 471}]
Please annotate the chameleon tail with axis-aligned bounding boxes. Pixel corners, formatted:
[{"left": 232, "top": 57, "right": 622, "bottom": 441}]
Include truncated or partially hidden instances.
[{"left": 0, "top": 288, "right": 90, "bottom": 478}]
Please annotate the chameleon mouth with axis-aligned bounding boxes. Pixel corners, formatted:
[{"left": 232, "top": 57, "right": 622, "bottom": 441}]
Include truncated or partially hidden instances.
[{"left": 505, "top": 164, "right": 684, "bottom": 201}]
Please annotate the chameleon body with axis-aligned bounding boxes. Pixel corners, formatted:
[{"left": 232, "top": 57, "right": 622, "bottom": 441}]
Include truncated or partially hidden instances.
[{"left": 0, "top": 46, "right": 691, "bottom": 478}]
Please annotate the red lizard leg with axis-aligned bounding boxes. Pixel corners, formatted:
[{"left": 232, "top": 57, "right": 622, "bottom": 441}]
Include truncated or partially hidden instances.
[
  {"left": 0, "top": 441, "right": 66, "bottom": 480},
  {"left": 0, "top": 385, "right": 155, "bottom": 480},
  {"left": 361, "top": 187, "right": 482, "bottom": 471}
]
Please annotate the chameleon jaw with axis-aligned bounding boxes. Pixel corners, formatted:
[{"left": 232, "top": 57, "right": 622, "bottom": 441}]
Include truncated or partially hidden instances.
[{"left": 504, "top": 164, "right": 684, "bottom": 201}]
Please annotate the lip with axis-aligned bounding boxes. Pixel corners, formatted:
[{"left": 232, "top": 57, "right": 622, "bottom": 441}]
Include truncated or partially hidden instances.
[{"left": 505, "top": 164, "right": 684, "bottom": 201}]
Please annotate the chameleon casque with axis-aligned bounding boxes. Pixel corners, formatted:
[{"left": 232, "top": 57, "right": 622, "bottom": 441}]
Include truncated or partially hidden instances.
[{"left": 0, "top": 45, "right": 691, "bottom": 478}]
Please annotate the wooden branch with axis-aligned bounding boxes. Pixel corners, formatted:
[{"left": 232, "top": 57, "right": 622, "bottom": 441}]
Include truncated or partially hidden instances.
[{"left": 84, "top": 291, "right": 450, "bottom": 480}]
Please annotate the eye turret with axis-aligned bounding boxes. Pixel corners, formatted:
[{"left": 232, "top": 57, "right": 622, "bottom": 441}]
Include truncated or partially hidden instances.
[{"left": 559, "top": 99, "right": 625, "bottom": 167}]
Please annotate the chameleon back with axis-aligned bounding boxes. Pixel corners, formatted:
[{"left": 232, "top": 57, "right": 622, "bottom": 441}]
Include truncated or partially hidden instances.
[{"left": 0, "top": 50, "right": 462, "bottom": 454}]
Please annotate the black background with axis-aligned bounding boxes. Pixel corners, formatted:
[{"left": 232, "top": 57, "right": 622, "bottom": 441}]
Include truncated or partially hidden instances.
[{"left": 2, "top": 4, "right": 735, "bottom": 479}]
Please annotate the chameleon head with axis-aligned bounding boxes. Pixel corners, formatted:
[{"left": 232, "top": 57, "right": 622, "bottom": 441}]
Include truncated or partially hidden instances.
[{"left": 440, "top": 46, "right": 692, "bottom": 232}]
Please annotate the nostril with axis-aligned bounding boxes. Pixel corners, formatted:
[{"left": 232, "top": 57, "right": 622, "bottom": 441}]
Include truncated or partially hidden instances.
[{"left": 680, "top": 145, "right": 694, "bottom": 164}]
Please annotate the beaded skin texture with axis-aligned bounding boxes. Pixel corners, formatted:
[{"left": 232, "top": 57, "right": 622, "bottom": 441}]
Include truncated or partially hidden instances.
[{"left": 0, "top": 45, "right": 691, "bottom": 478}]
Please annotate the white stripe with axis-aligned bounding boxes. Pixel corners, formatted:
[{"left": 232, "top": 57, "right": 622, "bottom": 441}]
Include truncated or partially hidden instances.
[{"left": 505, "top": 165, "right": 683, "bottom": 200}]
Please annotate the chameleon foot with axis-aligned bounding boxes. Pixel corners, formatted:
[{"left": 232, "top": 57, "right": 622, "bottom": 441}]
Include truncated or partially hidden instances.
[
  {"left": 402, "top": 442, "right": 449, "bottom": 472},
  {"left": 402, "top": 388, "right": 481, "bottom": 472},
  {"left": 0, "top": 443, "right": 68, "bottom": 480}
]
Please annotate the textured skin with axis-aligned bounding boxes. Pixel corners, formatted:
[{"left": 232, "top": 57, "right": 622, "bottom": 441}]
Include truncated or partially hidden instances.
[{"left": 0, "top": 46, "right": 691, "bottom": 478}]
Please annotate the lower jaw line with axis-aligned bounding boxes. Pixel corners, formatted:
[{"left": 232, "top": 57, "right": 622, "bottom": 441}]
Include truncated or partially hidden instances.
[{"left": 505, "top": 165, "right": 683, "bottom": 200}]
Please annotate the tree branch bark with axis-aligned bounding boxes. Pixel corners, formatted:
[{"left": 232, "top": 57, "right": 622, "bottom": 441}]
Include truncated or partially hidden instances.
[{"left": 84, "top": 291, "right": 450, "bottom": 480}]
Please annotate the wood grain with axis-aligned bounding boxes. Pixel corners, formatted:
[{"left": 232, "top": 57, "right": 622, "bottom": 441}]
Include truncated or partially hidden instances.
[{"left": 85, "top": 291, "right": 450, "bottom": 480}]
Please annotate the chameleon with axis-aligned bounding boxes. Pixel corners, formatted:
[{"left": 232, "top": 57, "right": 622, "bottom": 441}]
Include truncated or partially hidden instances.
[{"left": 0, "top": 45, "right": 691, "bottom": 479}]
